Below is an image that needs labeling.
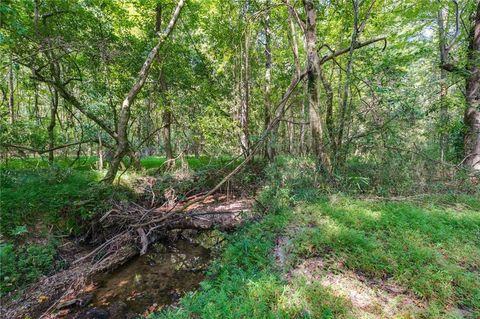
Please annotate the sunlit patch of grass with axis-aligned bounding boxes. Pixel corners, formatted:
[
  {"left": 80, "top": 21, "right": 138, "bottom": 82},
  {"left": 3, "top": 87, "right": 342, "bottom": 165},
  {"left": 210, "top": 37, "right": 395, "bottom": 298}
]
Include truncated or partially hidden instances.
[
  {"left": 288, "top": 195, "right": 480, "bottom": 317},
  {"left": 277, "top": 277, "right": 352, "bottom": 318}
]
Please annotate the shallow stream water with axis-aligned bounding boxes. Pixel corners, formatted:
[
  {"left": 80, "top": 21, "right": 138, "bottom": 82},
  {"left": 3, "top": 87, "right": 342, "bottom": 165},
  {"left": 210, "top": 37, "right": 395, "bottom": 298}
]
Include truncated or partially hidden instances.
[{"left": 68, "top": 239, "right": 211, "bottom": 318}]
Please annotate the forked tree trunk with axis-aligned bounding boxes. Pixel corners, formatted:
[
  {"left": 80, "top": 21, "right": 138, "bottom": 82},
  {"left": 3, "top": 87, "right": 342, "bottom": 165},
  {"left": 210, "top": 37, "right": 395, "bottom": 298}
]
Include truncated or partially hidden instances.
[
  {"left": 464, "top": 1, "right": 480, "bottom": 170},
  {"left": 103, "top": 0, "right": 185, "bottom": 183},
  {"left": 303, "top": 0, "right": 333, "bottom": 174}
]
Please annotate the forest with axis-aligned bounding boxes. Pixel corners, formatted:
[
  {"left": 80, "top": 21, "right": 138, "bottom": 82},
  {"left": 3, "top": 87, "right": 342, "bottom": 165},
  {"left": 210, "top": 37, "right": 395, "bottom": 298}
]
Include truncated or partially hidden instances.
[{"left": 0, "top": 0, "right": 479, "bottom": 318}]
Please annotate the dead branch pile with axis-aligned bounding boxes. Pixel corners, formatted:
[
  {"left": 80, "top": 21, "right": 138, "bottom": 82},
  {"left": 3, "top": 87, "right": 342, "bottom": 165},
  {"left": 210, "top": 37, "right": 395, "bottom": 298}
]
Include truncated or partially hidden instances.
[{"left": 1, "top": 195, "right": 253, "bottom": 319}]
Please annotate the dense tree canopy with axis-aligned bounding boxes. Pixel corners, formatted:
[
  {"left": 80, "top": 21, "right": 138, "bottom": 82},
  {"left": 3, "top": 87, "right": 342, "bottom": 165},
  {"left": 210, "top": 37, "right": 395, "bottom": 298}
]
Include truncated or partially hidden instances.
[{"left": 1, "top": 0, "right": 479, "bottom": 180}]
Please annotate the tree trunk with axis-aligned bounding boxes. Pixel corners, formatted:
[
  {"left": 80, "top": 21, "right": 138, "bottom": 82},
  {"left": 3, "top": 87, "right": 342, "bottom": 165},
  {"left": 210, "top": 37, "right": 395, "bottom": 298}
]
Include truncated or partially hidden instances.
[
  {"left": 97, "top": 134, "right": 104, "bottom": 170},
  {"left": 263, "top": 1, "right": 274, "bottom": 159},
  {"left": 103, "top": 0, "right": 185, "bottom": 183},
  {"left": 336, "top": 0, "right": 359, "bottom": 166},
  {"left": 162, "top": 110, "right": 173, "bottom": 161},
  {"left": 159, "top": 70, "right": 174, "bottom": 162},
  {"left": 47, "top": 86, "right": 58, "bottom": 164},
  {"left": 464, "top": 1, "right": 480, "bottom": 169},
  {"left": 156, "top": 2, "right": 173, "bottom": 163},
  {"left": 438, "top": 7, "right": 449, "bottom": 162},
  {"left": 285, "top": 0, "right": 307, "bottom": 154},
  {"left": 8, "top": 56, "right": 14, "bottom": 125},
  {"left": 303, "top": 0, "right": 332, "bottom": 173},
  {"left": 239, "top": 29, "right": 251, "bottom": 158},
  {"left": 319, "top": 69, "right": 335, "bottom": 149}
]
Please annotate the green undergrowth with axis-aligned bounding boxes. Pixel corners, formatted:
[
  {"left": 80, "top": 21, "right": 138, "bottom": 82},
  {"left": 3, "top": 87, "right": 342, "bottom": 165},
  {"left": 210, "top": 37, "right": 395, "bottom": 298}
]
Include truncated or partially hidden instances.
[
  {"left": 1, "top": 155, "right": 238, "bottom": 172},
  {"left": 0, "top": 168, "right": 134, "bottom": 237},
  {"left": 0, "top": 239, "right": 61, "bottom": 295},
  {"left": 152, "top": 158, "right": 480, "bottom": 318},
  {"left": 0, "top": 155, "right": 251, "bottom": 297},
  {"left": 288, "top": 195, "right": 480, "bottom": 318},
  {"left": 152, "top": 194, "right": 480, "bottom": 318},
  {"left": 154, "top": 208, "right": 352, "bottom": 319},
  {"left": 0, "top": 167, "right": 134, "bottom": 296}
]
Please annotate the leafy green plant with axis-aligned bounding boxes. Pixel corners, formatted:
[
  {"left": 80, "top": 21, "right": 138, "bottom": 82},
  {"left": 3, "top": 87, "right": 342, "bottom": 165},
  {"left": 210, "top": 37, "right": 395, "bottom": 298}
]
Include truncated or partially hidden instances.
[{"left": 0, "top": 240, "right": 58, "bottom": 295}]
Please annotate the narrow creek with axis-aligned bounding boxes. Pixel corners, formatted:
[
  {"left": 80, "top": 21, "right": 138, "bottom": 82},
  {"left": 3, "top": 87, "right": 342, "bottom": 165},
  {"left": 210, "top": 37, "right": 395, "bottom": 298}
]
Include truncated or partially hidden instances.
[{"left": 68, "top": 238, "right": 212, "bottom": 318}]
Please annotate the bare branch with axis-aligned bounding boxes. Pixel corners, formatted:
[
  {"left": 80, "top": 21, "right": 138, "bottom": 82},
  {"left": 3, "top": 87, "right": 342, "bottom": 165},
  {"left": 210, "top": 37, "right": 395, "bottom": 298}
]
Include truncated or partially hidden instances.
[
  {"left": 319, "top": 36, "right": 387, "bottom": 66},
  {"left": 2, "top": 140, "right": 93, "bottom": 155}
]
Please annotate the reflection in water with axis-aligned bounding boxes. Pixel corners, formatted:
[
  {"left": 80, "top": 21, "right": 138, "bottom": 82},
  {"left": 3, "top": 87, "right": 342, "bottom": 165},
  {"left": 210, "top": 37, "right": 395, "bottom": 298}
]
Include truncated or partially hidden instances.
[{"left": 75, "top": 239, "right": 210, "bottom": 318}]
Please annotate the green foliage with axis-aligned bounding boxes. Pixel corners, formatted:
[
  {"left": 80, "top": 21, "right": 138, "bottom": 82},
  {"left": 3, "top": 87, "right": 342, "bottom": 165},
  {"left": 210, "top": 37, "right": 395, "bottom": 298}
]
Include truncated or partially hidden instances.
[
  {"left": 0, "top": 240, "right": 59, "bottom": 295},
  {"left": 0, "top": 167, "right": 134, "bottom": 236},
  {"left": 258, "top": 157, "right": 327, "bottom": 210}
]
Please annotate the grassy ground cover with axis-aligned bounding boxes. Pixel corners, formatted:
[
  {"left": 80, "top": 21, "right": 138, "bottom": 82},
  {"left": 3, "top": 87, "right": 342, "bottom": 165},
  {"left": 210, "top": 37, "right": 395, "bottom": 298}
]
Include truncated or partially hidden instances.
[
  {"left": 152, "top": 158, "right": 480, "bottom": 319},
  {"left": 153, "top": 194, "right": 480, "bottom": 319}
]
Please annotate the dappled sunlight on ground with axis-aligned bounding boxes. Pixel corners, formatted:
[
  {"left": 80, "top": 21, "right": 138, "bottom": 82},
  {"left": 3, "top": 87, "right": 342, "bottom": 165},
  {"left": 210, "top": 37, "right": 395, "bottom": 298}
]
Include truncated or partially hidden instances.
[{"left": 289, "top": 257, "right": 424, "bottom": 318}]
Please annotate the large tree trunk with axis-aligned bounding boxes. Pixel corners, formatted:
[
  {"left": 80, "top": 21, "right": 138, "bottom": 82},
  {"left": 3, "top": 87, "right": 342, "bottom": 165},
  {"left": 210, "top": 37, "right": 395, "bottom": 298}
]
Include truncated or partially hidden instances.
[
  {"left": 103, "top": 0, "right": 185, "bottom": 183},
  {"left": 303, "top": 0, "right": 333, "bottom": 173},
  {"left": 464, "top": 1, "right": 480, "bottom": 170},
  {"left": 438, "top": 7, "right": 450, "bottom": 162}
]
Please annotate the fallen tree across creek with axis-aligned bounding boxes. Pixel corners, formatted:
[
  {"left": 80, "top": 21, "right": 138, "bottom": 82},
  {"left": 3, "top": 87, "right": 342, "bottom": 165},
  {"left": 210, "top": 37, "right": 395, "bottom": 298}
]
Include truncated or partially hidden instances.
[{"left": 1, "top": 195, "right": 254, "bottom": 319}]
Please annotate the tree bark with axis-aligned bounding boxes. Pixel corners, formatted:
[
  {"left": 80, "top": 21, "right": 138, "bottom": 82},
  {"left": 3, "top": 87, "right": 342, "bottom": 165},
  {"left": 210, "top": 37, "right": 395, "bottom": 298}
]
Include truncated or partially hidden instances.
[
  {"left": 286, "top": 0, "right": 306, "bottom": 155},
  {"left": 336, "top": 0, "right": 359, "bottom": 165},
  {"left": 156, "top": 2, "right": 174, "bottom": 163},
  {"left": 103, "top": 0, "right": 185, "bottom": 183},
  {"left": 47, "top": 86, "right": 58, "bottom": 164},
  {"left": 239, "top": 28, "right": 251, "bottom": 158},
  {"left": 8, "top": 55, "right": 14, "bottom": 125},
  {"left": 97, "top": 134, "right": 104, "bottom": 170},
  {"left": 303, "top": 0, "right": 333, "bottom": 173},
  {"left": 438, "top": 7, "right": 449, "bottom": 162},
  {"left": 160, "top": 70, "right": 174, "bottom": 161},
  {"left": 319, "top": 69, "right": 335, "bottom": 148},
  {"left": 464, "top": 1, "right": 480, "bottom": 169},
  {"left": 263, "top": 0, "right": 274, "bottom": 159}
]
